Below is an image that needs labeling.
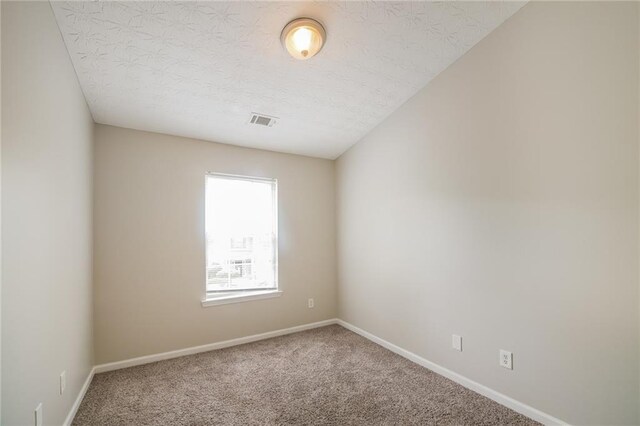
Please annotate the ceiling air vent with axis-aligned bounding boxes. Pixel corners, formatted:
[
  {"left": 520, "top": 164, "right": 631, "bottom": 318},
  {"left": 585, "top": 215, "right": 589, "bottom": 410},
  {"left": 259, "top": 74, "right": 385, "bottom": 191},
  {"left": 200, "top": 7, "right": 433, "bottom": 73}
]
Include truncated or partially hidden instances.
[{"left": 249, "top": 113, "right": 278, "bottom": 127}]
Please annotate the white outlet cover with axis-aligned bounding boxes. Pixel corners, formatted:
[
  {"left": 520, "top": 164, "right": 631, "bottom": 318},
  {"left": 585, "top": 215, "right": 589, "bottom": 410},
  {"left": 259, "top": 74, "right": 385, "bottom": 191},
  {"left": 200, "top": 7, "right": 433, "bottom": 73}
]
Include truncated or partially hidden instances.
[
  {"left": 308, "top": 298, "right": 314, "bottom": 309},
  {"left": 452, "top": 335, "right": 462, "bottom": 352},
  {"left": 500, "top": 349, "right": 513, "bottom": 370},
  {"left": 60, "top": 371, "right": 66, "bottom": 395},
  {"left": 35, "top": 403, "right": 43, "bottom": 426}
]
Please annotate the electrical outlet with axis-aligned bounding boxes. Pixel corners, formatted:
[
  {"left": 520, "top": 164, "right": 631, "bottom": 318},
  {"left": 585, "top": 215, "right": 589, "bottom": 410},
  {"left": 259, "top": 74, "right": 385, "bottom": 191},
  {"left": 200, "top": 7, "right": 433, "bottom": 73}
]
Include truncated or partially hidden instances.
[
  {"left": 308, "top": 298, "right": 314, "bottom": 308},
  {"left": 452, "top": 334, "right": 462, "bottom": 351},
  {"left": 499, "top": 349, "right": 513, "bottom": 369},
  {"left": 60, "top": 371, "right": 66, "bottom": 395},
  {"left": 35, "top": 403, "right": 43, "bottom": 426}
]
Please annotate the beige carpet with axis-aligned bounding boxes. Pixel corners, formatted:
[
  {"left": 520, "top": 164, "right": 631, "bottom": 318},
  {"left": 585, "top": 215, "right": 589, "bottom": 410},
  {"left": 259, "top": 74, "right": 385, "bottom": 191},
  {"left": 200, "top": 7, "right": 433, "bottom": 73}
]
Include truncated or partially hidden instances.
[{"left": 73, "top": 325, "right": 538, "bottom": 425}]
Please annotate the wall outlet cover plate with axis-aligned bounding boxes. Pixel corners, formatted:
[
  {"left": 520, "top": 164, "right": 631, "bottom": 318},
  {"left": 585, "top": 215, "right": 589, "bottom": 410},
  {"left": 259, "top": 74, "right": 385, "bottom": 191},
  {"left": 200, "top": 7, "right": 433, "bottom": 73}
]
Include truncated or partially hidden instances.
[
  {"left": 452, "top": 334, "right": 462, "bottom": 351},
  {"left": 35, "top": 403, "right": 43, "bottom": 426},
  {"left": 500, "top": 349, "right": 513, "bottom": 369}
]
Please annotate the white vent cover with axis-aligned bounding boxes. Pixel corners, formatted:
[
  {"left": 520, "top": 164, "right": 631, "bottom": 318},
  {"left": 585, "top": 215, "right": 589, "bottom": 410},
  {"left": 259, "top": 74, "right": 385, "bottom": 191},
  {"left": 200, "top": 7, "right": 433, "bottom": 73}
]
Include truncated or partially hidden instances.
[{"left": 248, "top": 113, "right": 278, "bottom": 127}]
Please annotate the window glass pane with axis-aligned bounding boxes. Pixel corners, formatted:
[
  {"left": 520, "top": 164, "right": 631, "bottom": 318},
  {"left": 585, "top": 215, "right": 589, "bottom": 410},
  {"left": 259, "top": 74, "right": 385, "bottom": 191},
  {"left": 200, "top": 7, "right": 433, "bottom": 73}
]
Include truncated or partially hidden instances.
[{"left": 205, "top": 175, "right": 277, "bottom": 293}]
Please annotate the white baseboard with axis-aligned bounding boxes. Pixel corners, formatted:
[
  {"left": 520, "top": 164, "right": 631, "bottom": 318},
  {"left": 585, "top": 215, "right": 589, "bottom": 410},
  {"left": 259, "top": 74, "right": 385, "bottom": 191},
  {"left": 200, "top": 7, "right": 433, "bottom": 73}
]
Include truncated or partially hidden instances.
[
  {"left": 94, "top": 318, "right": 338, "bottom": 374},
  {"left": 65, "top": 318, "right": 338, "bottom": 424},
  {"left": 336, "top": 319, "right": 568, "bottom": 426},
  {"left": 63, "top": 366, "right": 95, "bottom": 426},
  {"left": 67, "top": 318, "right": 566, "bottom": 426}
]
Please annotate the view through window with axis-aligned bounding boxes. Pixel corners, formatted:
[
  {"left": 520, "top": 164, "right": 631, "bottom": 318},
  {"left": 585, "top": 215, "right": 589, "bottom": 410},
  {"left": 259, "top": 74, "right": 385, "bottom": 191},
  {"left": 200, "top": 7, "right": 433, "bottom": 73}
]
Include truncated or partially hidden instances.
[{"left": 205, "top": 174, "right": 277, "bottom": 295}]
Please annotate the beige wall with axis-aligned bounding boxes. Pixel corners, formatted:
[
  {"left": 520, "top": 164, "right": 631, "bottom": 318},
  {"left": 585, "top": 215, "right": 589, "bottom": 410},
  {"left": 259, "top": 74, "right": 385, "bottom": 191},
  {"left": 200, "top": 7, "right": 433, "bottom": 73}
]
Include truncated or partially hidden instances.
[
  {"left": 336, "top": 2, "right": 639, "bottom": 425},
  {"left": 93, "top": 124, "right": 337, "bottom": 364},
  {"left": 1, "top": 1, "right": 3, "bottom": 420},
  {"left": 1, "top": 2, "right": 94, "bottom": 425}
]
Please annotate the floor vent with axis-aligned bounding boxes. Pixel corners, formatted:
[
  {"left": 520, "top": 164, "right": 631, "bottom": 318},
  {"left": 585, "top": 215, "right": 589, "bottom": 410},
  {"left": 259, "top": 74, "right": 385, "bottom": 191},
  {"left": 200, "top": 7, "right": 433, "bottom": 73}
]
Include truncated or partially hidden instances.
[{"left": 249, "top": 113, "right": 278, "bottom": 127}]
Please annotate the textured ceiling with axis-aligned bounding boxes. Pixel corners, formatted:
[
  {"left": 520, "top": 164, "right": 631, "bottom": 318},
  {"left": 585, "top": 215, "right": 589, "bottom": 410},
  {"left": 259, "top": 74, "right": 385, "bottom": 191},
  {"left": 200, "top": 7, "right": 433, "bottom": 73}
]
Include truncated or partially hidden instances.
[{"left": 51, "top": 1, "right": 525, "bottom": 159}]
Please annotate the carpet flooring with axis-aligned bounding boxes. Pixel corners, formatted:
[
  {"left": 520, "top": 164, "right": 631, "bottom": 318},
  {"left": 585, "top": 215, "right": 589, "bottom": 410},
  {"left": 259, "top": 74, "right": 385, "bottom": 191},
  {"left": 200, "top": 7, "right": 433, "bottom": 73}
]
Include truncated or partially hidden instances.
[{"left": 73, "top": 325, "right": 538, "bottom": 425}]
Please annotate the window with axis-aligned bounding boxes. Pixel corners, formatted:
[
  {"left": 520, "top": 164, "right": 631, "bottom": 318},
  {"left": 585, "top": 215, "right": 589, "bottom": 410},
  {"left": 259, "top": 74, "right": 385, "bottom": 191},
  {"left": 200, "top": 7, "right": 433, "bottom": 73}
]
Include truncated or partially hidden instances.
[{"left": 203, "top": 173, "right": 278, "bottom": 306}]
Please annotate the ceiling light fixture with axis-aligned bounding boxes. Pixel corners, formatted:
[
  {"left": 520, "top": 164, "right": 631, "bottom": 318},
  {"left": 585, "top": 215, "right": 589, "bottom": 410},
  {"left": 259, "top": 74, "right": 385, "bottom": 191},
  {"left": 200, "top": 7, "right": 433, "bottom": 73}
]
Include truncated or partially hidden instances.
[{"left": 281, "top": 18, "right": 326, "bottom": 60}]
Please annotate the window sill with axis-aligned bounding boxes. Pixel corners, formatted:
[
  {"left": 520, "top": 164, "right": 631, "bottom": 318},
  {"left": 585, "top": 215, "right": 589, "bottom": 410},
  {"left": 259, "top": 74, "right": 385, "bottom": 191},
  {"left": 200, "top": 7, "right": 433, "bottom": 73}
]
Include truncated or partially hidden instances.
[{"left": 201, "top": 290, "right": 282, "bottom": 307}]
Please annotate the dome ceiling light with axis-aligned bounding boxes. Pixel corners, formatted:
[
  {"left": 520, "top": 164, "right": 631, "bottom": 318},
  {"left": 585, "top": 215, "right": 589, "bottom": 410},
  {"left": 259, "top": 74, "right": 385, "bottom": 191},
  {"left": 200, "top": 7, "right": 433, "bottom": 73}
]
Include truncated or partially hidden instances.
[{"left": 281, "top": 18, "right": 326, "bottom": 60}]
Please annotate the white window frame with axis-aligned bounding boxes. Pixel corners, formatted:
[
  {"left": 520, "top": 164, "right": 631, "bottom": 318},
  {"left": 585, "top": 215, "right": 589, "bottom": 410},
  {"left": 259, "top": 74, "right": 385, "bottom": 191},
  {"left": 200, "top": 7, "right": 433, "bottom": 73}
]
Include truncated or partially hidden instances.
[{"left": 202, "top": 172, "right": 280, "bottom": 307}]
